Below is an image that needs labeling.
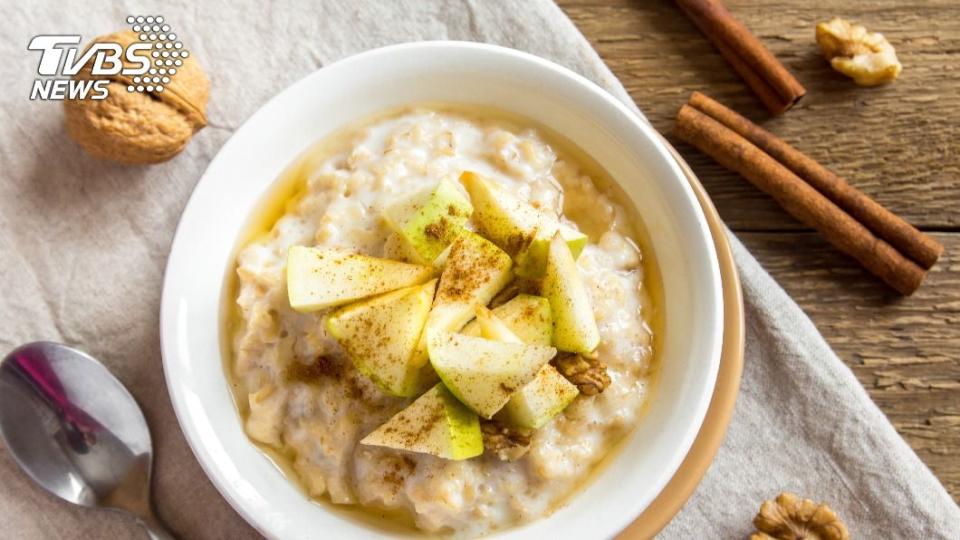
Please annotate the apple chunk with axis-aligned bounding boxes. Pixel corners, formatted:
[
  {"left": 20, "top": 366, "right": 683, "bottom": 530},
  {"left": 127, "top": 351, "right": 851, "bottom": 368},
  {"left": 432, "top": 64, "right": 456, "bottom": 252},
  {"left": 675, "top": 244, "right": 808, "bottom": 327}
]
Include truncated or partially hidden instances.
[
  {"left": 472, "top": 305, "right": 522, "bottom": 344},
  {"left": 461, "top": 294, "right": 552, "bottom": 346},
  {"left": 360, "top": 383, "right": 482, "bottom": 460},
  {"left": 543, "top": 234, "right": 600, "bottom": 354},
  {"left": 416, "top": 232, "right": 513, "bottom": 356},
  {"left": 497, "top": 365, "right": 579, "bottom": 429},
  {"left": 460, "top": 171, "right": 587, "bottom": 277},
  {"left": 286, "top": 246, "right": 434, "bottom": 312},
  {"left": 428, "top": 330, "right": 556, "bottom": 418},
  {"left": 326, "top": 279, "right": 437, "bottom": 397},
  {"left": 383, "top": 179, "right": 473, "bottom": 265},
  {"left": 472, "top": 307, "right": 579, "bottom": 430}
]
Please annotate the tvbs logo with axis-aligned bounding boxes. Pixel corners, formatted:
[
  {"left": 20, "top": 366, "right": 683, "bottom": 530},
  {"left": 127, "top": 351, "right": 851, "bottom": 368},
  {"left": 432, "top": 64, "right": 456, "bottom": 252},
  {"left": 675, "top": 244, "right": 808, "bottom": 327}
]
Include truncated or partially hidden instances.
[{"left": 28, "top": 15, "right": 188, "bottom": 101}]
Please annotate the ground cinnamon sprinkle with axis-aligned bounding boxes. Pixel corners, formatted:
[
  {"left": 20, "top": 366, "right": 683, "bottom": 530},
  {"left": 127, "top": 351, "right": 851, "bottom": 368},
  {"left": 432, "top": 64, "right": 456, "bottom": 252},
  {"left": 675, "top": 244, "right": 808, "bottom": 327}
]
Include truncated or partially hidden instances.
[
  {"left": 423, "top": 223, "right": 442, "bottom": 239},
  {"left": 383, "top": 456, "right": 417, "bottom": 488},
  {"left": 342, "top": 377, "right": 363, "bottom": 400},
  {"left": 439, "top": 266, "right": 468, "bottom": 301},
  {"left": 423, "top": 219, "right": 447, "bottom": 240},
  {"left": 285, "top": 355, "right": 341, "bottom": 383},
  {"left": 504, "top": 230, "right": 535, "bottom": 257},
  {"left": 437, "top": 237, "right": 504, "bottom": 302},
  {"left": 315, "top": 251, "right": 394, "bottom": 293},
  {"left": 388, "top": 407, "right": 444, "bottom": 450}
]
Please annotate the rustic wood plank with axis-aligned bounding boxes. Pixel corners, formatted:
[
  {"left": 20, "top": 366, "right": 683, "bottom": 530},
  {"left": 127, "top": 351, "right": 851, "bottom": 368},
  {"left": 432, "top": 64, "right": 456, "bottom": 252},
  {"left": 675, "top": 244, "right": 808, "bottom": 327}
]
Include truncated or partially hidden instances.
[
  {"left": 739, "top": 232, "right": 960, "bottom": 499},
  {"left": 558, "top": 0, "right": 960, "bottom": 501},
  {"left": 559, "top": 0, "right": 960, "bottom": 231}
]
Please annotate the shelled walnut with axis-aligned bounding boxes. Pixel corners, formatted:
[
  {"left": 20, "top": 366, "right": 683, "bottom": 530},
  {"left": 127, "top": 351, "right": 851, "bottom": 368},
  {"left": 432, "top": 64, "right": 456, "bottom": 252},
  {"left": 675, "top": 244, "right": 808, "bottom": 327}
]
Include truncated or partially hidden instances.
[
  {"left": 816, "top": 17, "right": 902, "bottom": 86},
  {"left": 481, "top": 420, "right": 531, "bottom": 462},
  {"left": 750, "top": 492, "right": 849, "bottom": 540},
  {"left": 553, "top": 352, "right": 610, "bottom": 396}
]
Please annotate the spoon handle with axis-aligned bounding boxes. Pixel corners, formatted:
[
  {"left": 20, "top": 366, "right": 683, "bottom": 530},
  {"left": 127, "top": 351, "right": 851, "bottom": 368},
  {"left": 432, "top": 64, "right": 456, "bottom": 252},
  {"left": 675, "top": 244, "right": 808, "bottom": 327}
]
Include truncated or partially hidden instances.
[
  {"left": 142, "top": 524, "right": 176, "bottom": 540},
  {"left": 138, "top": 513, "right": 177, "bottom": 540}
]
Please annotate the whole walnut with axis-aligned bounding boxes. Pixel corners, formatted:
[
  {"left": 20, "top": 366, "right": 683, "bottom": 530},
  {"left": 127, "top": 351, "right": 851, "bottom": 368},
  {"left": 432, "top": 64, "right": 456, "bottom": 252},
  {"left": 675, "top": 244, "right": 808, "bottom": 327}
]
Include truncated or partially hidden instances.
[{"left": 64, "top": 31, "right": 209, "bottom": 164}]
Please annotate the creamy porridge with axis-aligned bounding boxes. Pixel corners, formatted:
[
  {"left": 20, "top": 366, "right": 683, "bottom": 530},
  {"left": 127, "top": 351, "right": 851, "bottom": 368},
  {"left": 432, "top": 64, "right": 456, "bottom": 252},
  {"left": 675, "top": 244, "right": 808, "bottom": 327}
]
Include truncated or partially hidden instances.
[{"left": 226, "top": 106, "right": 660, "bottom": 535}]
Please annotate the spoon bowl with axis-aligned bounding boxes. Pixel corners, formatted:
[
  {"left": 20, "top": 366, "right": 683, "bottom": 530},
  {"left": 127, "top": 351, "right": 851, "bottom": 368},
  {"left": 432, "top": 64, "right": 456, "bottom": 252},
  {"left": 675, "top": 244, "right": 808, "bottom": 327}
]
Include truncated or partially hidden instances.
[{"left": 0, "top": 342, "right": 173, "bottom": 539}]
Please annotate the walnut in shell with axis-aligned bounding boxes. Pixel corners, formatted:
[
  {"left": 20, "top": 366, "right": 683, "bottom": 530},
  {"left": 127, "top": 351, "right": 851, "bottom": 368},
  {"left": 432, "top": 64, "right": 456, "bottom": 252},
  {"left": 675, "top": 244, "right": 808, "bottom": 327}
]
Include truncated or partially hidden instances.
[
  {"left": 750, "top": 492, "right": 849, "bottom": 540},
  {"left": 816, "top": 17, "right": 902, "bottom": 86},
  {"left": 64, "top": 31, "right": 209, "bottom": 164}
]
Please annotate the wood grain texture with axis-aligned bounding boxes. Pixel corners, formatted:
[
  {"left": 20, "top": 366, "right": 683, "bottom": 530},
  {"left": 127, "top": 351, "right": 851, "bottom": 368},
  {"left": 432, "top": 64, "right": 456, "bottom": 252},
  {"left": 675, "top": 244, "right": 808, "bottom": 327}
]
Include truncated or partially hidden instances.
[
  {"left": 559, "top": 0, "right": 960, "bottom": 231},
  {"left": 557, "top": 0, "right": 960, "bottom": 500},
  {"left": 741, "top": 232, "right": 960, "bottom": 499}
]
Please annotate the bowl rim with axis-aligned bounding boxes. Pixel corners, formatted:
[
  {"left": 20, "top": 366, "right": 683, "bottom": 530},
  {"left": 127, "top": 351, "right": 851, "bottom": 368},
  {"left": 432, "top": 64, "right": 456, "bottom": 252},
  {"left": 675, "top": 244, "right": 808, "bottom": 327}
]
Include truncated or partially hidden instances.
[
  {"left": 617, "top": 139, "right": 745, "bottom": 538},
  {"left": 160, "top": 40, "right": 724, "bottom": 539}
]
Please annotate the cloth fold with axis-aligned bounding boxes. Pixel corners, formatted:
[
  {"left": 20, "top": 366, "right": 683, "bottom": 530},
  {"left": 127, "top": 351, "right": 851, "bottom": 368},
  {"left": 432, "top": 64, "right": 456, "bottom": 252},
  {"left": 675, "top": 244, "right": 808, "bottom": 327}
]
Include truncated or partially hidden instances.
[{"left": 1, "top": 1, "right": 956, "bottom": 538}]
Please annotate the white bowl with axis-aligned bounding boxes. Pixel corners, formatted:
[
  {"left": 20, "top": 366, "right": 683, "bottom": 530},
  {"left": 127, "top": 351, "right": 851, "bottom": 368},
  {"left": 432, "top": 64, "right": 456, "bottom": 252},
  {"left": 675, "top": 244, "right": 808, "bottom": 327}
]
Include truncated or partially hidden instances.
[{"left": 161, "top": 42, "right": 723, "bottom": 539}]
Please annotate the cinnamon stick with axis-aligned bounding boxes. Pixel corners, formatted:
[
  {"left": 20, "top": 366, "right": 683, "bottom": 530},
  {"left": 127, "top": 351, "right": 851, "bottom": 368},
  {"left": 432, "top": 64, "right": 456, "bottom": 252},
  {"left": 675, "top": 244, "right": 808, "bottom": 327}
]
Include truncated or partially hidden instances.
[
  {"left": 674, "top": 103, "right": 926, "bottom": 295},
  {"left": 687, "top": 91, "right": 943, "bottom": 269},
  {"left": 676, "top": 0, "right": 806, "bottom": 115}
]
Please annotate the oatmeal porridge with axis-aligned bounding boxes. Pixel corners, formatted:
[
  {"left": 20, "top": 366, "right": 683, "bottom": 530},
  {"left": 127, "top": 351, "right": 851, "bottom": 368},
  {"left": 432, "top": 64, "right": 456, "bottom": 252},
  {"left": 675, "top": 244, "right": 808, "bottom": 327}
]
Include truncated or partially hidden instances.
[{"left": 226, "top": 106, "right": 660, "bottom": 535}]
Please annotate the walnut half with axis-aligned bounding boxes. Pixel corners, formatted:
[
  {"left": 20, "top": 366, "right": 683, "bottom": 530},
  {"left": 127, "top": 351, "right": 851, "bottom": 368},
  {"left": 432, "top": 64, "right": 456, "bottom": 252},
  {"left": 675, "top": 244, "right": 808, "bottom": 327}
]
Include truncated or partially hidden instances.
[
  {"left": 750, "top": 492, "right": 849, "bottom": 540},
  {"left": 816, "top": 17, "right": 902, "bottom": 86},
  {"left": 553, "top": 353, "right": 610, "bottom": 396},
  {"left": 481, "top": 420, "right": 531, "bottom": 462}
]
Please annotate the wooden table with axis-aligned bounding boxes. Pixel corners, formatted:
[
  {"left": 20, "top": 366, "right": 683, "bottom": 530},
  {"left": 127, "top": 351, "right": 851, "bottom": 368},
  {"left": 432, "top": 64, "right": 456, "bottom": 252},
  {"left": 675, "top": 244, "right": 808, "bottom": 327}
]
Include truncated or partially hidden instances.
[{"left": 557, "top": 0, "right": 960, "bottom": 500}]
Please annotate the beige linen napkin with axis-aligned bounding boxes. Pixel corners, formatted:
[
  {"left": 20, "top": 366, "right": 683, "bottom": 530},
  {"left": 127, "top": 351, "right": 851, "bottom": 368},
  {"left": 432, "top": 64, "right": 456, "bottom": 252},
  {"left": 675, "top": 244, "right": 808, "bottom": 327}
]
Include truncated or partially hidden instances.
[{"left": 1, "top": 1, "right": 957, "bottom": 538}]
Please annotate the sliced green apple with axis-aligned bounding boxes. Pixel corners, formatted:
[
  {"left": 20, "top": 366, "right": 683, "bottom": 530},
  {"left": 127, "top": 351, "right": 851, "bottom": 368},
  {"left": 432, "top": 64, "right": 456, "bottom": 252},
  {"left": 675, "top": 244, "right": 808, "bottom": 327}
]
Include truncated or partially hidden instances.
[
  {"left": 360, "top": 383, "right": 482, "bottom": 460},
  {"left": 473, "top": 305, "right": 523, "bottom": 343},
  {"left": 460, "top": 171, "right": 587, "bottom": 277},
  {"left": 383, "top": 179, "right": 473, "bottom": 265},
  {"left": 382, "top": 231, "right": 422, "bottom": 264},
  {"left": 286, "top": 246, "right": 434, "bottom": 312},
  {"left": 461, "top": 294, "right": 552, "bottom": 346},
  {"left": 472, "top": 307, "right": 578, "bottom": 430},
  {"left": 497, "top": 364, "right": 579, "bottom": 429},
  {"left": 427, "top": 330, "right": 556, "bottom": 418},
  {"left": 415, "top": 232, "right": 513, "bottom": 359},
  {"left": 543, "top": 233, "right": 600, "bottom": 354},
  {"left": 326, "top": 279, "right": 437, "bottom": 397}
]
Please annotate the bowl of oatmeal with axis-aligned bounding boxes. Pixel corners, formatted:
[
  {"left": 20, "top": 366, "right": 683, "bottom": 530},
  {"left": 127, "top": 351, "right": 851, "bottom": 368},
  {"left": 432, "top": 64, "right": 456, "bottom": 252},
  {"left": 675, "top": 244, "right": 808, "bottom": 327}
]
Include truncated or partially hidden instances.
[{"left": 161, "top": 42, "right": 723, "bottom": 539}]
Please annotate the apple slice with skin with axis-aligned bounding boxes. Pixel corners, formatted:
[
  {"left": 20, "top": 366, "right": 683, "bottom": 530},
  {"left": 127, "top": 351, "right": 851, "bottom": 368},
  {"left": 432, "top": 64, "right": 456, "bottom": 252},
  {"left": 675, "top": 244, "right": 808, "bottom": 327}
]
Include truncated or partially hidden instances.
[
  {"left": 360, "top": 383, "right": 482, "bottom": 460},
  {"left": 383, "top": 179, "right": 473, "bottom": 265},
  {"left": 414, "top": 231, "right": 513, "bottom": 361},
  {"left": 543, "top": 233, "right": 600, "bottom": 354},
  {"left": 460, "top": 171, "right": 587, "bottom": 277},
  {"left": 286, "top": 246, "right": 434, "bottom": 312},
  {"left": 497, "top": 363, "right": 579, "bottom": 429},
  {"left": 473, "top": 305, "right": 522, "bottom": 344},
  {"left": 382, "top": 231, "right": 423, "bottom": 264},
  {"left": 473, "top": 306, "right": 579, "bottom": 430},
  {"left": 461, "top": 294, "right": 552, "bottom": 346},
  {"left": 326, "top": 279, "right": 437, "bottom": 397},
  {"left": 427, "top": 330, "right": 556, "bottom": 418}
]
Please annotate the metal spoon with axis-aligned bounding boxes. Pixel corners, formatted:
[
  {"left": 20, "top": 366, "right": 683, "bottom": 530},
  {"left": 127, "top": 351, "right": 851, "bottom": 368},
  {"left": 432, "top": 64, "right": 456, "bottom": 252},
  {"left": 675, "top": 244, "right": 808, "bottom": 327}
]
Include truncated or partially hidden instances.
[{"left": 0, "top": 342, "right": 174, "bottom": 539}]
